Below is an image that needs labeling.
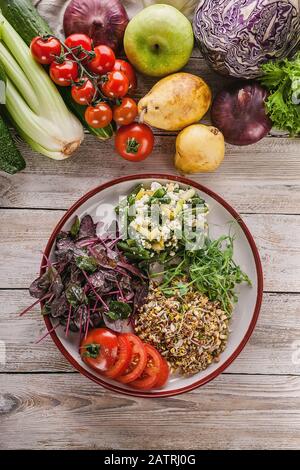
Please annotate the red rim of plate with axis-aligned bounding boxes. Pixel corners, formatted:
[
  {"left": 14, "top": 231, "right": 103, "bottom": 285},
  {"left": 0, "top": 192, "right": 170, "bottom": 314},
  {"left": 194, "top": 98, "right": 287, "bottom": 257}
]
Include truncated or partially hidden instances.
[{"left": 41, "top": 174, "right": 263, "bottom": 398}]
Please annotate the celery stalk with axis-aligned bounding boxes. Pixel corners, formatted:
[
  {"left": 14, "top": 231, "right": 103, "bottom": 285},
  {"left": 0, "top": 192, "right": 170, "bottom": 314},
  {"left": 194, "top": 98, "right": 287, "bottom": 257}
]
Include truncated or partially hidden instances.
[{"left": 0, "top": 13, "right": 84, "bottom": 159}]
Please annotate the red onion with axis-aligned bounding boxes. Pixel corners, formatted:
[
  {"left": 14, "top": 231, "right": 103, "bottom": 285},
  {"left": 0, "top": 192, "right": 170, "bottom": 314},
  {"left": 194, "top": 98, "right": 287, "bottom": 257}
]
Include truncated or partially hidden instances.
[
  {"left": 211, "top": 82, "right": 272, "bottom": 146},
  {"left": 63, "top": 0, "right": 129, "bottom": 52}
]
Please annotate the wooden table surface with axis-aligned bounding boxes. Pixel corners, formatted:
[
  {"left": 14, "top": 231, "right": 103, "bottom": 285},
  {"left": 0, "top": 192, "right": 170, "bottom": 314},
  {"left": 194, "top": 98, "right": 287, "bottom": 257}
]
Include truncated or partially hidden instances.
[{"left": 0, "top": 48, "right": 300, "bottom": 450}]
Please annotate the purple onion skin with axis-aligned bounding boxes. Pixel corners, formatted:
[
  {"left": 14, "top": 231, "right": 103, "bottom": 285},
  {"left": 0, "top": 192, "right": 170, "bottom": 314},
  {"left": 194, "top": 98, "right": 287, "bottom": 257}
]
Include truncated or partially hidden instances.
[
  {"left": 63, "top": 0, "right": 129, "bottom": 52},
  {"left": 211, "top": 82, "right": 272, "bottom": 146}
]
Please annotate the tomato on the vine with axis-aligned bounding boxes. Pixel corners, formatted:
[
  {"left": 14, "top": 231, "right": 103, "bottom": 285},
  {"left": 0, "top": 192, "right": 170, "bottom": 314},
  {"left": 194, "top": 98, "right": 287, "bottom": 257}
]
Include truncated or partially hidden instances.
[
  {"left": 71, "top": 78, "right": 96, "bottom": 105},
  {"left": 112, "top": 59, "right": 137, "bottom": 94},
  {"left": 113, "top": 97, "right": 138, "bottom": 126},
  {"left": 50, "top": 59, "right": 78, "bottom": 86},
  {"left": 102, "top": 70, "right": 129, "bottom": 99},
  {"left": 85, "top": 102, "right": 112, "bottom": 128},
  {"left": 30, "top": 36, "right": 61, "bottom": 65},
  {"left": 87, "top": 45, "right": 115, "bottom": 75},
  {"left": 115, "top": 123, "right": 154, "bottom": 162},
  {"left": 65, "top": 34, "right": 93, "bottom": 60},
  {"left": 80, "top": 328, "right": 118, "bottom": 373}
]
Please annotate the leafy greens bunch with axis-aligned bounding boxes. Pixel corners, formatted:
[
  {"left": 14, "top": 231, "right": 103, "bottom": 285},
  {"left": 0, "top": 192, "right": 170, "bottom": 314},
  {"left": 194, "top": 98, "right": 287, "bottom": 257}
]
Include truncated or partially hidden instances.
[
  {"left": 153, "top": 236, "right": 252, "bottom": 317},
  {"left": 260, "top": 52, "right": 300, "bottom": 135}
]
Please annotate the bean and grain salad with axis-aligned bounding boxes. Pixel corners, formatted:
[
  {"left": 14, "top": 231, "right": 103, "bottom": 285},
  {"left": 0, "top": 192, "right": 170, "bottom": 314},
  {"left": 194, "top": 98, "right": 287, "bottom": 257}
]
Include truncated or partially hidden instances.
[{"left": 135, "top": 283, "right": 229, "bottom": 375}]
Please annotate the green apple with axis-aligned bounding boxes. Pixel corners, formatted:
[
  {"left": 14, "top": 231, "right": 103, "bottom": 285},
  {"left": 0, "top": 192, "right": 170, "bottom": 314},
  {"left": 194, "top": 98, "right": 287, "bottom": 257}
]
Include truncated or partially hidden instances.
[{"left": 124, "top": 4, "right": 194, "bottom": 77}]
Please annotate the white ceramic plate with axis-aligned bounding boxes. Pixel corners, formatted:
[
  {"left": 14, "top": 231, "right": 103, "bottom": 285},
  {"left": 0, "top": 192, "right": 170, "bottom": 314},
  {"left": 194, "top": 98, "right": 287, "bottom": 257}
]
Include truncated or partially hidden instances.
[{"left": 43, "top": 174, "right": 263, "bottom": 397}]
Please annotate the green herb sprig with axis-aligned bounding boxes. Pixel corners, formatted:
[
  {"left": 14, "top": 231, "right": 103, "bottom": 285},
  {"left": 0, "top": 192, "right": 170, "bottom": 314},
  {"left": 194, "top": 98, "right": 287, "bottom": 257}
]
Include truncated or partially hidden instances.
[{"left": 157, "top": 235, "right": 251, "bottom": 317}]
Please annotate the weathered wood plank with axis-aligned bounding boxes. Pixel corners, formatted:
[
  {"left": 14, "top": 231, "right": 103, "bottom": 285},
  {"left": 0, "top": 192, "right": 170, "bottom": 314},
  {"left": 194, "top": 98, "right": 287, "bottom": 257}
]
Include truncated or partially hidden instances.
[
  {"left": 1, "top": 373, "right": 300, "bottom": 449},
  {"left": 0, "top": 209, "right": 299, "bottom": 291},
  {"left": 1, "top": 134, "right": 299, "bottom": 213},
  {"left": 0, "top": 291, "right": 299, "bottom": 375},
  {"left": 0, "top": 1, "right": 298, "bottom": 452}
]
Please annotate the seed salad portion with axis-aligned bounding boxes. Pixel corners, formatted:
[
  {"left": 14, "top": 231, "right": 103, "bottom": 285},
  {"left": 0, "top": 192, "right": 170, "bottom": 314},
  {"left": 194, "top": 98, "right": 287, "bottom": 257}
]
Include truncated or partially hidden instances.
[{"left": 22, "top": 182, "right": 251, "bottom": 390}]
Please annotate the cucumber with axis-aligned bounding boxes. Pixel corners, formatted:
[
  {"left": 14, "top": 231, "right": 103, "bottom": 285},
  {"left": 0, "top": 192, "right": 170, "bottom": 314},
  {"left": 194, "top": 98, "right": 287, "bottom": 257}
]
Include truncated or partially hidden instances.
[
  {"left": 0, "top": 0, "right": 52, "bottom": 45},
  {"left": 0, "top": 61, "right": 26, "bottom": 174},
  {"left": 0, "top": 0, "right": 114, "bottom": 141},
  {"left": 0, "top": 114, "right": 26, "bottom": 174}
]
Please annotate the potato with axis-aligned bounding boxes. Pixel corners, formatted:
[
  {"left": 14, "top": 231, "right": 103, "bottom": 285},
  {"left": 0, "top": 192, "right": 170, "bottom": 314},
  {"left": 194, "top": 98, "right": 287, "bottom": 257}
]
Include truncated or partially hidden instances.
[
  {"left": 138, "top": 73, "right": 211, "bottom": 131},
  {"left": 175, "top": 124, "right": 225, "bottom": 173}
]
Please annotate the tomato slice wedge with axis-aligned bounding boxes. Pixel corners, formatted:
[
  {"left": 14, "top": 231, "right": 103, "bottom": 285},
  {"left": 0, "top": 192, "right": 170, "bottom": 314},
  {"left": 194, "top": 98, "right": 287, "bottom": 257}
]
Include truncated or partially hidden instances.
[
  {"left": 154, "top": 356, "right": 169, "bottom": 389},
  {"left": 130, "top": 344, "right": 168, "bottom": 390},
  {"left": 104, "top": 334, "right": 133, "bottom": 379},
  {"left": 80, "top": 328, "right": 118, "bottom": 373},
  {"left": 117, "top": 334, "right": 147, "bottom": 384}
]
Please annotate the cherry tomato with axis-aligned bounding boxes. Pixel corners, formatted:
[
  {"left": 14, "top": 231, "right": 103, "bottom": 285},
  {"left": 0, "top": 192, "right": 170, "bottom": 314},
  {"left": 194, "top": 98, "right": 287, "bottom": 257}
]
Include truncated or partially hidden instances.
[
  {"left": 113, "top": 97, "right": 138, "bottom": 126},
  {"left": 117, "top": 334, "right": 148, "bottom": 384},
  {"left": 102, "top": 70, "right": 129, "bottom": 99},
  {"left": 71, "top": 78, "right": 96, "bottom": 105},
  {"left": 80, "top": 328, "right": 118, "bottom": 372},
  {"left": 115, "top": 123, "right": 154, "bottom": 162},
  {"left": 85, "top": 102, "right": 112, "bottom": 128},
  {"left": 50, "top": 59, "right": 78, "bottom": 86},
  {"left": 30, "top": 36, "right": 61, "bottom": 65},
  {"left": 87, "top": 45, "right": 115, "bottom": 75},
  {"left": 113, "top": 59, "right": 137, "bottom": 94},
  {"left": 131, "top": 344, "right": 169, "bottom": 390},
  {"left": 65, "top": 34, "right": 93, "bottom": 60},
  {"left": 104, "top": 334, "right": 133, "bottom": 379}
]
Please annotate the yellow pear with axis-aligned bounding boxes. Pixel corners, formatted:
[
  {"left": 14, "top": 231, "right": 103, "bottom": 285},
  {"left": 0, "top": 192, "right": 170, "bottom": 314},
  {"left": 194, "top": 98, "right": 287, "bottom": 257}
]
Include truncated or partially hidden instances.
[
  {"left": 138, "top": 73, "right": 212, "bottom": 131},
  {"left": 175, "top": 124, "right": 225, "bottom": 174}
]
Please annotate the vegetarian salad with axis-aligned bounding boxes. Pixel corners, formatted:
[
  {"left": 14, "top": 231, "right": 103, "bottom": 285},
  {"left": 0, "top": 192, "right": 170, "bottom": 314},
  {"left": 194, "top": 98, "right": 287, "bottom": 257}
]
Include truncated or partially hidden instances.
[{"left": 22, "top": 182, "right": 251, "bottom": 391}]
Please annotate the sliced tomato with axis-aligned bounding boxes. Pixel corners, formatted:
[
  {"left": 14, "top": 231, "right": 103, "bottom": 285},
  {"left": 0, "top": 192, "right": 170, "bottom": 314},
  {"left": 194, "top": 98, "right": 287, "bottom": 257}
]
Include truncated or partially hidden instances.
[
  {"left": 130, "top": 344, "right": 168, "bottom": 390},
  {"left": 104, "top": 334, "right": 133, "bottom": 379},
  {"left": 117, "top": 334, "right": 147, "bottom": 384},
  {"left": 154, "top": 356, "right": 169, "bottom": 389},
  {"left": 80, "top": 328, "right": 118, "bottom": 373}
]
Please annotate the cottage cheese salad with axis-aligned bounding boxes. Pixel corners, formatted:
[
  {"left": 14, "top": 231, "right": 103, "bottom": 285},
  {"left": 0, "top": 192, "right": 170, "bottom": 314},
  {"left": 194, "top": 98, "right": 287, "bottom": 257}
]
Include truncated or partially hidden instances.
[
  {"left": 117, "top": 181, "right": 209, "bottom": 258},
  {"left": 24, "top": 181, "right": 251, "bottom": 391}
]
